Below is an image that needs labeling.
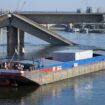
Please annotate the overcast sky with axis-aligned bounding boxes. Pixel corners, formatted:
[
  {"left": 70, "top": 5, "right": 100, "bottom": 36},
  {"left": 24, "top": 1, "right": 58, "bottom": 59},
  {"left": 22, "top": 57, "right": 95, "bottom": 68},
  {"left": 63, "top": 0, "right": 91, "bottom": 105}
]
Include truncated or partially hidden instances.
[{"left": 0, "top": 0, "right": 105, "bottom": 12}]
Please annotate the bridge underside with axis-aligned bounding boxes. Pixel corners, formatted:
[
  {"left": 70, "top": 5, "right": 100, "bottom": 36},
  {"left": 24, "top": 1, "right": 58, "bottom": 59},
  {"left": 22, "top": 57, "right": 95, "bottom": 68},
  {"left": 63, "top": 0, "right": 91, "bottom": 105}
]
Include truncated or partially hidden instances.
[
  {"left": 0, "top": 13, "right": 75, "bottom": 57},
  {"left": 12, "top": 14, "right": 74, "bottom": 45},
  {"left": 0, "top": 13, "right": 74, "bottom": 45},
  {"left": 18, "top": 12, "right": 103, "bottom": 24}
]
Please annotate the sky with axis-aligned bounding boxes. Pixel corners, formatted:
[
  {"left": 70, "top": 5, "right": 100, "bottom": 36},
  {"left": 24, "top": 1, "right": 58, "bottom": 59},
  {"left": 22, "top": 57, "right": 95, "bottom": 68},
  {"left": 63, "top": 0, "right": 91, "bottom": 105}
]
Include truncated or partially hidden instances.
[{"left": 0, "top": 0, "right": 105, "bottom": 12}]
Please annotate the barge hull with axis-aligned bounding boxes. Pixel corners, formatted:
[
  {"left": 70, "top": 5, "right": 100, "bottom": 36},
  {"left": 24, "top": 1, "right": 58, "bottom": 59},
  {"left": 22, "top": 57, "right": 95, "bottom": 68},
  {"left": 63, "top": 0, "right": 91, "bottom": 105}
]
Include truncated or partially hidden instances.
[{"left": 23, "top": 61, "right": 105, "bottom": 85}]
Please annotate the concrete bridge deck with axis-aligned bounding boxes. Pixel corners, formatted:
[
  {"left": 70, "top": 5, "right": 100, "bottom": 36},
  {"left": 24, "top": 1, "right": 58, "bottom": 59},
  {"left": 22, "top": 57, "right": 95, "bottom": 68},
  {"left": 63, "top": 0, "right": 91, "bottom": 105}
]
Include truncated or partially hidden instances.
[
  {"left": 18, "top": 11, "right": 104, "bottom": 24},
  {"left": 0, "top": 13, "right": 75, "bottom": 45},
  {"left": 12, "top": 13, "right": 74, "bottom": 45}
]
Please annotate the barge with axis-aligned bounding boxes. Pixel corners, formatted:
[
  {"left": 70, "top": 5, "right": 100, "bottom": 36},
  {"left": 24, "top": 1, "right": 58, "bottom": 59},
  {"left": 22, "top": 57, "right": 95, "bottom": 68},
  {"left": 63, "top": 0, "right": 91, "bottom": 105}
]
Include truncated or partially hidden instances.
[{"left": 0, "top": 49, "right": 105, "bottom": 86}]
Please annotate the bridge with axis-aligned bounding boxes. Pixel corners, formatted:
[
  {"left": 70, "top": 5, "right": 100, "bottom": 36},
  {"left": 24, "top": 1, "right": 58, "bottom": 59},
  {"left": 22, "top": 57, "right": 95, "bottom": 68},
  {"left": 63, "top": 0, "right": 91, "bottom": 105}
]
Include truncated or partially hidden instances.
[
  {"left": 18, "top": 11, "right": 105, "bottom": 32},
  {"left": 0, "top": 11, "right": 105, "bottom": 57},
  {"left": 0, "top": 12, "right": 75, "bottom": 56},
  {"left": 18, "top": 11, "right": 104, "bottom": 23}
]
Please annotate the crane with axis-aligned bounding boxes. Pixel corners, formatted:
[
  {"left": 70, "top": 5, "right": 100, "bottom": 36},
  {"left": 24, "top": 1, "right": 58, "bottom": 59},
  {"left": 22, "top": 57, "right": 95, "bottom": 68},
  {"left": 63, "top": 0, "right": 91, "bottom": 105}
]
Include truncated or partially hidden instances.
[{"left": 15, "top": 0, "right": 27, "bottom": 12}]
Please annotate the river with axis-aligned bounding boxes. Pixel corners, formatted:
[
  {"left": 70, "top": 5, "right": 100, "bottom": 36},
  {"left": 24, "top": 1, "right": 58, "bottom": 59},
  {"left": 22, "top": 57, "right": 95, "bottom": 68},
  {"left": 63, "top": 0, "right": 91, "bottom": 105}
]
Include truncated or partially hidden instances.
[{"left": 0, "top": 31, "right": 105, "bottom": 105}]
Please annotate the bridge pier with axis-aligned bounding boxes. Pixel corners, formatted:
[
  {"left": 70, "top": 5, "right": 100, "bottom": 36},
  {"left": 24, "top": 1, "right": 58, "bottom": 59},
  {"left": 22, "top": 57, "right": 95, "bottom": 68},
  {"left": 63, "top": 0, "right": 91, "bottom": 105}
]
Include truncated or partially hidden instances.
[
  {"left": 65, "top": 23, "right": 73, "bottom": 32},
  {"left": 17, "top": 28, "right": 24, "bottom": 57},
  {"left": 7, "top": 27, "right": 24, "bottom": 58}
]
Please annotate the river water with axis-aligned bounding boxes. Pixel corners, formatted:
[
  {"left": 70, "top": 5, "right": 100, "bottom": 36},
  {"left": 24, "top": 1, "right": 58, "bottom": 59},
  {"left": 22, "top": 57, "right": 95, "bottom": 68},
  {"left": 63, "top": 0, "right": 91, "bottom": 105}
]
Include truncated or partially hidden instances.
[{"left": 0, "top": 31, "right": 105, "bottom": 105}]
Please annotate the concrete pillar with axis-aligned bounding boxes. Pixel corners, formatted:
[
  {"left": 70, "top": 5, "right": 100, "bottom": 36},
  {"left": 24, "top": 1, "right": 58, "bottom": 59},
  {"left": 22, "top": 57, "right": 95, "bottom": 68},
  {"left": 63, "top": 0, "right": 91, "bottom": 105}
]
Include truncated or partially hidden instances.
[
  {"left": 7, "top": 26, "right": 17, "bottom": 57},
  {"left": 65, "top": 23, "right": 73, "bottom": 32},
  {"left": 46, "top": 24, "right": 50, "bottom": 29},
  {"left": 17, "top": 28, "right": 24, "bottom": 57},
  {"left": 102, "top": 14, "right": 105, "bottom": 22},
  {"left": 69, "top": 23, "right": 73, "bottom": 29},
  {"left": 93, "top": 25, "right": 96, "bottom": 30},
  {"left": 82, "top": 23, "right": 85, "bottom": 29},
  {"left": 7, "top": 27, "right": 24, "bottom": 58}
]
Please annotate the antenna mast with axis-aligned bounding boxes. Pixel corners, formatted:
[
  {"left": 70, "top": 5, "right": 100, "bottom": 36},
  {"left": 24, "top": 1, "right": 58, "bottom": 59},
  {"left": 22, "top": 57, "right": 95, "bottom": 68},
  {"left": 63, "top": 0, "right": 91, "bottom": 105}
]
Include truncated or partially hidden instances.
[
  {"left": 20, "top": 1, "right": 27, "bottom": 11},
  {"left": 15, "top": 0, "right": 27, "bottom": 12}
]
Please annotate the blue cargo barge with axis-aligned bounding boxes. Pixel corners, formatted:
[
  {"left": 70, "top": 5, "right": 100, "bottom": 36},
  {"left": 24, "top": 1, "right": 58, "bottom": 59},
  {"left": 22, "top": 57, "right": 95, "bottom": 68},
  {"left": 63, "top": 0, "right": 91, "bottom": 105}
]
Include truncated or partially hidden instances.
[{"left": 0, "top": 54, "right": 105, "bottom": 86}]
